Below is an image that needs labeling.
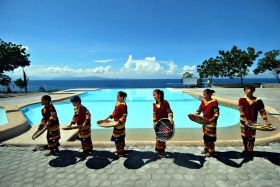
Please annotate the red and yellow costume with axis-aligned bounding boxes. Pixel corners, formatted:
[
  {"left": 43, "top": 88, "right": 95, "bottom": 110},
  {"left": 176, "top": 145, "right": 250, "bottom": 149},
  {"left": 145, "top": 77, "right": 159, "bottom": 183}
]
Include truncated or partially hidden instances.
[
  {"left": 238, "top": 96, "right": 267, "bottom": 152},
  {"left": 195, "top": 99, "right": 219, "bottom": 155},
  {"left": 153, "top": 100, "right": 173, "bottom": 154},
  {"left": 109, "top": 102, "right": 128, "bottom": 155},
  {"left": 70, "top": 105, "right": 93, "bottom": 152},
  {"left": 40, "top": 104, "right": 60, "bottom": 151}
]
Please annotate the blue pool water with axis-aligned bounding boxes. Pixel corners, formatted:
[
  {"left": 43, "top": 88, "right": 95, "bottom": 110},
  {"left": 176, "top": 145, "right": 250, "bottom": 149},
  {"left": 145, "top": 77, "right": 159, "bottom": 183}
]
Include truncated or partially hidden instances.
[
  {"left": 20, "top": 89, "right": 240, "bottom": 129},
  {"left": 0, "top": 108, "right": 8, "bottom": 126}
]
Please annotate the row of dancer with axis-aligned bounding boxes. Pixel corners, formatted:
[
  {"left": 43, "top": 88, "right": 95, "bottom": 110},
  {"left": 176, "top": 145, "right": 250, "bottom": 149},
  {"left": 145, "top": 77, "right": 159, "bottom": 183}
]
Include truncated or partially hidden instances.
[{"left": 38, "top": 85, "right": 271, "bottom": 158}]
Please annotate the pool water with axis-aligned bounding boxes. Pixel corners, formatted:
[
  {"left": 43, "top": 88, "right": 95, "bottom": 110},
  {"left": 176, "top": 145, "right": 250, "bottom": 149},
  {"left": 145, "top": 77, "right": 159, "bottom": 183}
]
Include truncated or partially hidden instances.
[
  {"left": 20, "top": 89, "right": 240, "bottom": 129},
  {"left": 0, "top": 108, "right": 8, "bottom": 126}
]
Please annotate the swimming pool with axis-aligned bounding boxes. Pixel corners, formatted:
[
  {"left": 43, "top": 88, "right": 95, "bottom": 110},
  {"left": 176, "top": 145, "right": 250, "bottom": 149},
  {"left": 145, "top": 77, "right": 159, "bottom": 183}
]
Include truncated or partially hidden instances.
[
  {"left": 20, "top": 89, "right": 240, "bottom": 129},
  {"left": 0, "top": 107, "right": 8, "bottom": 126}
]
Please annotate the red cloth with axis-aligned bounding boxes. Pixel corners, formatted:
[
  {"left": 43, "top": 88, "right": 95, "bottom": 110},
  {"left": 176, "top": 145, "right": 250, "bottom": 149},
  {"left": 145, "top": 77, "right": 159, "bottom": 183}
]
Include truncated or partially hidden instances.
[
  {"left": 238, "top": 97, "right": 267, "bottom": 121},
  {"left": 71, "top": 105, "right": 90, "bottom": 125},
  {"left": 197, "top": 100, "right": 219, "bottom": 121},
  {"left": 153, "top": 100, "right": 173, "bottom": 122},
  {"left": 111, "top": 102, "right": 127, "bottom": 122}
]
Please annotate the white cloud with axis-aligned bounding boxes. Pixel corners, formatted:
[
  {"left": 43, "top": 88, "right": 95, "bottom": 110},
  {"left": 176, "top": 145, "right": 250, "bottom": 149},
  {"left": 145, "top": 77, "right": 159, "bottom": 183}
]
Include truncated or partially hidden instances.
[
  {"left": 165, "top": 62, "right": 178, "bottom": 75},
  {"left": 6, "top": 65, "right": 113, "bottom": 78},
  {"left": 121, "top": 55, "right": 164, "bottom": 74},
  {"left": 94, "top": 59, "right": 119, "bottom": 63}
]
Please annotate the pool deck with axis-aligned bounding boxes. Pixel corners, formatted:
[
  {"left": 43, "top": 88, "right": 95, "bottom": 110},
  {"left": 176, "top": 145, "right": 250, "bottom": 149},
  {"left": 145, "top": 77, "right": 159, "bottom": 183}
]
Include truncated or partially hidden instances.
[{"left": 0, "top": 88, "right": 280, "bottom": 147}]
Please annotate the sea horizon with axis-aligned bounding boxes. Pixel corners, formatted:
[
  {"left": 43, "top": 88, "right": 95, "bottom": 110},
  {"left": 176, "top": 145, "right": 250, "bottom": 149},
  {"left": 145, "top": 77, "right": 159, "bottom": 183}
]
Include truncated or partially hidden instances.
[{"left": 5, "top": 77, "right": 278, "bottom": 92}]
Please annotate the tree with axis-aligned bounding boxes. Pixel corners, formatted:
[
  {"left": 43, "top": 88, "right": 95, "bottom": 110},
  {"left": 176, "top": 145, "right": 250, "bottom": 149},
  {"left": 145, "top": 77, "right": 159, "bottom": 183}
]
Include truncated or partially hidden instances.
[
  {"left": 14, "top": 78, "right": 25, "bottom": 92},
  {"left": 0, "top": 38, "right": 30, "bottom": 92},
  {"left": 0, "top": 74, "right": 11, "bottom": 88},
  {"left": 219, "top": 46, "right": 262, "bottom": 83},
  {"left": 253, "top": 50, "right": 280, "bottom": 83},
  {"left": 183, "top": 72, "right": 193, "bottom": 78},
  {"left": 197, "top": 57, "right": 221, "bottom": 86}
]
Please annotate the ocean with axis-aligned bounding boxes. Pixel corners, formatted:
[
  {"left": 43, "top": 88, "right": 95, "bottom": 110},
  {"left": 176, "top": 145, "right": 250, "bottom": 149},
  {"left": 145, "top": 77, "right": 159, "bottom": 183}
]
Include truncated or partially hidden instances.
[{"left": 10, "top": 78, "right": 279, "bottom": 92}]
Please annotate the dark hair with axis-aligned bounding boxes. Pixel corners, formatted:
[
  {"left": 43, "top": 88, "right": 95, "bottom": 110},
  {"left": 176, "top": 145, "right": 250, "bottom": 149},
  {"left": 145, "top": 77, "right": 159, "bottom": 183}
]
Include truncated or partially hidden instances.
[
  {"left": 71, "top": 96, "right": 81, "bottom": 104},
  {"left": 204, "top": 89, "right": 215, "bottom": 95},
  {"left": 118, "top": 91, "right": 127, "bottom": 100},
  {"left": 243, "top": 85, "right": 255, "bottom": 92},
  {"left": 153, "top": 89, "right": 164, "bottom": 103},
  {"left": 42, "top": 95, "right": 51, "bottom": 103}
]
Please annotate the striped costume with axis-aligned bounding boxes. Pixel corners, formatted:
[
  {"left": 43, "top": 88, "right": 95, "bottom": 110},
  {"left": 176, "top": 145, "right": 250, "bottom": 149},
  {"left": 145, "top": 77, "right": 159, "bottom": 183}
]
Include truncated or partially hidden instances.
[
  {"left": 71, "top": 105, "right": 93, "bottom": 153},
  {"left": 110, "top": 102, "right": 128, "bottom": 155},
  {"left": 239, "top": 96, "right": 268, "bottom": 152},
  {"left": 40, "top": 104, "right": 60, "bottom": 151},
  {"left": 153, "top": 100, "right": 173, "bottom": 154},
  {"left": 195, "top": 99, "right": 219, "bottom": 155}
]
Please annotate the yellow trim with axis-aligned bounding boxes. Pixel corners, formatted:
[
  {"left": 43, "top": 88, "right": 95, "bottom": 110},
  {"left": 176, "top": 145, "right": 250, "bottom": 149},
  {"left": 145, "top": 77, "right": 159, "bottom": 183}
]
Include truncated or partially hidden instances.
[{"left": 203, "top": 99, "right": 217, "bottom": 106}]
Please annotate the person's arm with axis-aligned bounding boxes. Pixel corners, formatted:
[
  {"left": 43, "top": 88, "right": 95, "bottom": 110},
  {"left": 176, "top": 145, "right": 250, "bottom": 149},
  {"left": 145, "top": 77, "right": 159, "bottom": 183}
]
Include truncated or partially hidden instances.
[
  {"left": 115, "top": 104, "right": 128, "bottom": 127},
  {"left": 209, "top": 101, "right": 219, "bottom": 122},
  {"left": 238, "top": 98, "right": 250, "bottom": 126},
  {"left": 153, "top": 103, "right": 157, "bottom": 129},
  {"left": 68, "top": 108, "right": 78, "bottom": 127},
  {"left": 82, "top": 109, "right": 91, "bottom": 127},
  {"left": 166, "top": 101, "right": 174, "bottom": 125},
  {"left": 195, "top": 101, "right": 203, "bottom": 115},
  {"left": 258, "top": 100, "right": 271, "bottom": 126}
]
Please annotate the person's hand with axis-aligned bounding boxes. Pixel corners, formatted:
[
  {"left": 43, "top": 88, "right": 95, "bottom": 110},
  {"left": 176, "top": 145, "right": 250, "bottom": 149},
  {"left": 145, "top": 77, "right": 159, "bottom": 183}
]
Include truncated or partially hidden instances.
[
  {"left": 67, "top": 124, "right": 72, "bottom": 128},
  {"left": 114, "top": 121, "right": 120, "bottom": 127},
  {"left": 265, "top": 121, "right": 271, "bottom": 127},
  {"left": 38, "top": 124, "right": 44, "bottom": 130},
  {"left": 170, "top": 119, "right": 174, "bottom": 125},
  {"left": 245, "top": 120, "right": 251, "bottom": 126},
  {"left": 82, "top": 123, "right": 87, "bottom": 127}
]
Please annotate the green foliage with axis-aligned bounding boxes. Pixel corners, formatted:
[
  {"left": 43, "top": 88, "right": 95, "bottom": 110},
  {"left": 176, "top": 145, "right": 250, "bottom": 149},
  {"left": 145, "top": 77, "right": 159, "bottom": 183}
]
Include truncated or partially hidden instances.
[
  {"left": 219, "top": 46, "right": 262, "bottom": 83},
  {"left": 253, "top": 50, "right": 280, "bottom": 83},
  {"left": 14, "top": 78, "right": 25, "bottom": 91},
  {"left": 183, "top": 72, "right": 193, "bottom": 78},
  {"left": 0, "top": 74, "right": 11, "bottom": 87},
  {"left": 0, "top": 38, "right": 30, "bottom": 74},
  {"left": 197, "top": 57, "right": 220, "bottom": 85}
]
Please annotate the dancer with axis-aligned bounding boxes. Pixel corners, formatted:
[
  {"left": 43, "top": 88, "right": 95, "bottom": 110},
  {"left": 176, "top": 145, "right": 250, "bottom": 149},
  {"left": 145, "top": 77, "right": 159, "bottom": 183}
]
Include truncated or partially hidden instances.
[
  {"left": 195, "top": 89, "right": 219, "bottom": 157},
  {"left": 239, "top": 85, "right": 271, "bottom": 157},
  {"left": 68, "top": 96, "right": 93, "bottom": 156},
  {"left": 104, "top": 91, "right": 128, "bottom": 157},
  {"left": 39, "top": 95, "right": 60, "bottom": 156},
  {"left": 153, "top": 89, "right": 174, "bottom": 158}
]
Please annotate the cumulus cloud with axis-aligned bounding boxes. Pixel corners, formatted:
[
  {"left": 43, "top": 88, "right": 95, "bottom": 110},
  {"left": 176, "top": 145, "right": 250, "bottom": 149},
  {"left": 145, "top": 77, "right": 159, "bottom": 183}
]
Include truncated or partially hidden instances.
[
  {"left": 165, "top": 62, "right": 178, "bottom": 75},
  {"left": 121, "top": 55, "right": 163, "bottom": 74}
]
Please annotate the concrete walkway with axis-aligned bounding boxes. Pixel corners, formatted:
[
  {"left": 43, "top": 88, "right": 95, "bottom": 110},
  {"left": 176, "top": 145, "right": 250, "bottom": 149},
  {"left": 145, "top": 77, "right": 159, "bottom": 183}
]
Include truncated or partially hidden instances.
[{"left": 1, "top": 144, "right": 280, "bottom": 187}]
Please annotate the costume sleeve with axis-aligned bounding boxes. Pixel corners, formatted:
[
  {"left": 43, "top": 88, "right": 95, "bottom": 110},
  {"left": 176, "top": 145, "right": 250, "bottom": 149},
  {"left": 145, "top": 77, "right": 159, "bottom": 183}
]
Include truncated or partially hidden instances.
[
  {"left": 258, "top": 100, "right": 267, "bottom": 120},
  {"left": 238, "top": 98, "right": 245, "bottom": 118},
  {"left": 40, "top": 107, "right": 47, "bottom": 125},
  {"left": 48, "top": 106, "right": 58, "bottom": 122},
  {"left": 153, "top": 103, "right": 157, "bottom": 122},
  {"left": 213, "top": 101, "right": 219, "bottom": 119},
  {"left": 119, "top": 104, "right": 127, "bottom": 124},
  {"left": 71, "top": 107, "right": 78, "bottom": 124},
  {"left": 165, "top": 101, "right": 173, "bottom": 117},
  {"left": 85, "top": 108, "right": 91, "bottom": 124},
  {"left": 195, "top": 101, "right": 202, "bottom": 115}
]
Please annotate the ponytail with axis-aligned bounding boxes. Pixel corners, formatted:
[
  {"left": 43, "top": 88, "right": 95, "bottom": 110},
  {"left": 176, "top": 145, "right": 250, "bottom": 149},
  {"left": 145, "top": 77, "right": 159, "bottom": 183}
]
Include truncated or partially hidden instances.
[{"left": 153, "top": 89, "right": 164, "bottom": 103}]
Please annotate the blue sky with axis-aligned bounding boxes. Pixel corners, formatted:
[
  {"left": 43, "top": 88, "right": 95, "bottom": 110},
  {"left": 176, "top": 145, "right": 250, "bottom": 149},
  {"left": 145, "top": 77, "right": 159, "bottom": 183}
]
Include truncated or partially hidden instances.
[{"left": 1, "top": 0, "right": 279, "bottom": 79}]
